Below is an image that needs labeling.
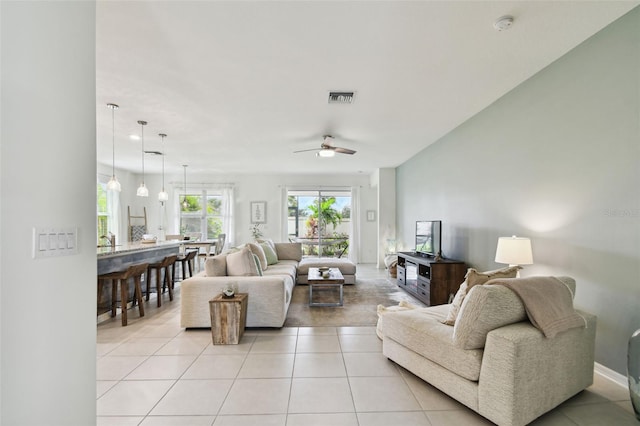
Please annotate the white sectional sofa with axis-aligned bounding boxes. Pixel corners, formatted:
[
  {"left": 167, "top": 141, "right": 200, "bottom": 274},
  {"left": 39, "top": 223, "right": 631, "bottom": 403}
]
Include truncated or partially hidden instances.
[
  {"left": 180, "top": 242, "right": 301, "bottom": 328},
  {"left": 381, "top": 276, "right": 596, "bottom": 426}
]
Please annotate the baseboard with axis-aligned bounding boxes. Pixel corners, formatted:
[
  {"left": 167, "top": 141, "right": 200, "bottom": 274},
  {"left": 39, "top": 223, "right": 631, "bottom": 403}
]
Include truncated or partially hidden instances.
[{"left": 594, "top": 362, "right": 627, "bottom": 388}]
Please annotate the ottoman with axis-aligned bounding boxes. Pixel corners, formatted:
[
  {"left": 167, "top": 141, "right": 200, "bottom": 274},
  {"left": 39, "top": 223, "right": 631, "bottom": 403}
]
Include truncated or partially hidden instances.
[{"left": 297, "top": 257, "right": 356, "bottom": 284}]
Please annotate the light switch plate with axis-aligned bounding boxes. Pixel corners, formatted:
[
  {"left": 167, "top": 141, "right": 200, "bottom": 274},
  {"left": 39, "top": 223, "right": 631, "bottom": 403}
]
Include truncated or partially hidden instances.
[{"left": 33, "top": 227, "right": 78, "bottom": 259}]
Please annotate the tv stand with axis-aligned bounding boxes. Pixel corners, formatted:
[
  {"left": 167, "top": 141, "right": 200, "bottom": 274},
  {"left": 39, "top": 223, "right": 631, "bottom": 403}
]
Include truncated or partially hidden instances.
[{"left": 396, "top": 252, "right": 466, "bottom": 306}]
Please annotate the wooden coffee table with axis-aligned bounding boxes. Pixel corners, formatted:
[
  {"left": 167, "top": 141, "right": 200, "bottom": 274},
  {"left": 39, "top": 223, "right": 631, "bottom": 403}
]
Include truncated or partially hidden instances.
[{"left": 307, "top": 267, "right": 345, "bottom": 307}]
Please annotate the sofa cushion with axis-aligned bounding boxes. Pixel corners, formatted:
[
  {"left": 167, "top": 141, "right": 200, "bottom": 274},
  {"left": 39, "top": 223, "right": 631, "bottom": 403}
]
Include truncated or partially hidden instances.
[
  {"left": 247, "top": 242, "right": 268, "bottom": 271},
  {"left": 376, "top": 301, "right": 419, "bottom": 340},
  {"left": 226, "top": 247, "right": 260, "bottom": 276},
  {"left": 453, "top": 276, "right": 578, "bottom": 350},
  {"left": 452, "top": 284, "right": 526, "bottom": 350},
  {"left": 204, "top": 254, "right": 227, "bottom": 277},
  {"left": 262, "top": 261, "right": 297, "bottom": 281},
  {"left": 383, "top": 305, "right": 484, "bottom": 381},
  {"left": 443, "top": 266, "right": 521, "bottom": 326}
]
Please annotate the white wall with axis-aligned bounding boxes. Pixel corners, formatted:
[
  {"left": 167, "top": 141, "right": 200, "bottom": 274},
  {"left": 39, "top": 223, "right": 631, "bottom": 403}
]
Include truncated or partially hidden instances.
[
  {"left": 103, "top": 170, "right": 380, "bottom": 263},
  {"left": 1, "top": 2, "right": 97, "bottom": 424},
  {"left": 396, "top": 8, "right": 639, "bottom": 375},
  {"left": 376, "top": 168, "right": 396, "bottom": 267}
]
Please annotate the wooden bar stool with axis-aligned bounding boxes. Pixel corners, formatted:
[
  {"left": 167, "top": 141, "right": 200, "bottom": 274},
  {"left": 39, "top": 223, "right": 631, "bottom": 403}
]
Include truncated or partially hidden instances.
[
  {"left": 146, "top": 255, "right": 178, "bottom": 307},
  {"left": 97, "top": 262, "right": 149, "bottom": 326},
  {"left": 174, "top": 249, "right": 197, "bottom": 282}
]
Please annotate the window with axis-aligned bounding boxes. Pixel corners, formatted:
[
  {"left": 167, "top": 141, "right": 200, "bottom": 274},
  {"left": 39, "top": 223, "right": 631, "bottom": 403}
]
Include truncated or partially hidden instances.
[
  {"left": 287, "top": 189, "right": 351, "bottom": 258},
  {"left": 180, "top": 189, "right": 223, "bottom": 239},
  {"left": 97, "top": 182, "right": 109, "bottom": 242}
]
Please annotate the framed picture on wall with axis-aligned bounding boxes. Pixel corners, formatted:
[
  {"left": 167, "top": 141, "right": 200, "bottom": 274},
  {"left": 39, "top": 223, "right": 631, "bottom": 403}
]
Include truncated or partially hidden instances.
[
  {"left": 367, "top": 210, "right": 376, "bottom": 221},
  {"left": 250, "top": 201, "right": 267, "bottom": 224}
]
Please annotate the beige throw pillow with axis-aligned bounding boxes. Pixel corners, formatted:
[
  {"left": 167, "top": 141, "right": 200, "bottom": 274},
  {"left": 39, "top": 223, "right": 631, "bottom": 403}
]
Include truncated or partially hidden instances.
[
  {"left": 226, "top": 247, "right": 260, "bottom": 276},
  {"left": 247, "top": 242, "right": 268, "bottom": 271},
  {"left": 442, "top": 266, "right": 521, "bottom": 326},
  {"left": 204, "top": 254, "right": 228, "bottom": 277},
  {"left": 274, "top": 242, "right": 302, "bottom": 261}
]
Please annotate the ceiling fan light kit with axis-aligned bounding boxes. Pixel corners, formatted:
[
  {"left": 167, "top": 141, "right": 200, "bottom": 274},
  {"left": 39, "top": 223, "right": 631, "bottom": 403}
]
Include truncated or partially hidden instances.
[
  {"left": 317, "top": 149, "right": 335, "bottom": 158},
  {"left": 293, "top": 134, "right": 356, "bottom": 157}
]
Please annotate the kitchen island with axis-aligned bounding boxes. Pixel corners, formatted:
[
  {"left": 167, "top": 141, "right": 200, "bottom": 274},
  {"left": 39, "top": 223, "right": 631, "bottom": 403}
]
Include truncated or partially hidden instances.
[{"left": 97, "top": 240, "right": 181, "bottom": 322}]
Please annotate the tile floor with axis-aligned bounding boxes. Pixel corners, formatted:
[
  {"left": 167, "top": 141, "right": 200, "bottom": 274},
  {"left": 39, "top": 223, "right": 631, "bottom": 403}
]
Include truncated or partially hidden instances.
[{"left": 97, "top": 265, "right": 637, "bottom": 426}]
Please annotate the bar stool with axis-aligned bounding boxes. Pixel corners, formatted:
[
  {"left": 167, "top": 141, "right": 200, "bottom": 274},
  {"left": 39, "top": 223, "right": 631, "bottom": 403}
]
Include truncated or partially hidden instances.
[
  {"left": 146, "top": 255, "right": 178, "bottom": 307},
  {"left": 97, "top": 262, "right": 149, "bottom": 326},
  {"left": 174, "top": 249, "right": 197, "bottom": 282}
]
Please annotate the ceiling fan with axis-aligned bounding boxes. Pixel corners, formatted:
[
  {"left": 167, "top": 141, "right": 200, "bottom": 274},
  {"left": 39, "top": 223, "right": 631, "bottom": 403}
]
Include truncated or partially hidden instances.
[{"left": 293, "top": 135, "right": 356, "bottom": 157}]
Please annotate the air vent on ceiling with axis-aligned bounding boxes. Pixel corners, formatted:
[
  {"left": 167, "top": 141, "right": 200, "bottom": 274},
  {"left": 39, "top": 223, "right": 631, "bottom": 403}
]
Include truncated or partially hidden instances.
[
  {"left": 144, "top": 150, "right": 163, "bottom": 155},
  {"left": 328, "top": 91, "right": 355, "bottom": 104}
]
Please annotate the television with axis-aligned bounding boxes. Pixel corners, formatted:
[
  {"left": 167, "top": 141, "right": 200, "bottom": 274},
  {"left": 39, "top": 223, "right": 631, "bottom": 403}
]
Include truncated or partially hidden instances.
[{"left": 415, "top": 220, "right": 442, "bottom": 258}]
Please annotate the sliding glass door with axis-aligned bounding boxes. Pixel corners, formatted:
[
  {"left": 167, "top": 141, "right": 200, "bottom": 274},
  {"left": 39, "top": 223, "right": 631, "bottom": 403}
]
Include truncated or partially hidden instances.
[{"left": 287, "top": 189, "right": 351, "bottom": 258}]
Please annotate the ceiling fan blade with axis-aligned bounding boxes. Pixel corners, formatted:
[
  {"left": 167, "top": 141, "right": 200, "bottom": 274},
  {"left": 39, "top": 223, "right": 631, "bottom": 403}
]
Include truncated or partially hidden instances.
[
  {"left": 293, "top": 148, "right": 320, "bottom": 154},
  {"left": 333, "top": 146, "right": 356, "bottom": 155}
]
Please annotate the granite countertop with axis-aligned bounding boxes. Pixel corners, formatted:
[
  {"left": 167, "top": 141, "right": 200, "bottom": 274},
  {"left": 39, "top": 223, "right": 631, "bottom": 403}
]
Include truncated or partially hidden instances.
[{"left": 97, "top": 240, "right": 181, "bottom": 258}]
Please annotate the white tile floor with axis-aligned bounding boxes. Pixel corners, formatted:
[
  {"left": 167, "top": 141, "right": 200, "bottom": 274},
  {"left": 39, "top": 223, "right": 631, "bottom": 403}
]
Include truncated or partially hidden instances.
[{"left": 97, "top": 265, "right": 637, "bottom": 426}]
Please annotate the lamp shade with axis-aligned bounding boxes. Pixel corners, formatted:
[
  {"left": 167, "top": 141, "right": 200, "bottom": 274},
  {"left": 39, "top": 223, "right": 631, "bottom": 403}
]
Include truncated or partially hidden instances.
[
  {"left": 106, "top": 176, "right": 121, "bottom": 192},
  {"left": 136, "top": 183, "right": 149, "bottom": 197},
  {"left": 495, "top": 236, "right": 533, "bottom": 266}
]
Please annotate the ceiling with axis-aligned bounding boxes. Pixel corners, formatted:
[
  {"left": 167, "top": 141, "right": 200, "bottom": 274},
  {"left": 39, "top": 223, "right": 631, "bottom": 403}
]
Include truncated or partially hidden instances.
[{"left": 96, "top": 1, "right": 637, "bottom": 176}]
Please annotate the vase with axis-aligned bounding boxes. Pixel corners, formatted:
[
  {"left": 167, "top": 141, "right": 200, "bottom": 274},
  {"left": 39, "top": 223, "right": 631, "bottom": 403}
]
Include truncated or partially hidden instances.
[{"left": 629, "top": 328, "right": 640, "bottom": 420}]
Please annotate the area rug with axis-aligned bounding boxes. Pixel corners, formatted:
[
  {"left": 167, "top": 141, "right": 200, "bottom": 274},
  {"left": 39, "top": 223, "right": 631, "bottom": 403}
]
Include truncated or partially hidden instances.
[{"left": 283, "top": 277, "right": 426, "bottom": 327}]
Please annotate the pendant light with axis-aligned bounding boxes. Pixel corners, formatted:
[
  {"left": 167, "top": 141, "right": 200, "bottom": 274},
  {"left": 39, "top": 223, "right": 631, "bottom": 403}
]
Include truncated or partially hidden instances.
[
  {"left": 106, "top": 103, "right": 121, "bottom": 191},
  {"left": 182, "top": 164, "right": 188, "bottom": 209},
  {"left": 158, "top": 133, "right": 169, "bottom": 202},
  {"left": 136, "top": 120, "right": 149, "bottom": 197}
]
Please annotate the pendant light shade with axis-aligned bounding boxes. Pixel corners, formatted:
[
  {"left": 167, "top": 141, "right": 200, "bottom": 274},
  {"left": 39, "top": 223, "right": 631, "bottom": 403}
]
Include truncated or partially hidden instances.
[
  {"left": 136, "top": 120, "right": 149, "bottom": 197},
  {"left": 182, "top": 165, "right": 188, "bottom": 209},
  {"left": 106, "top": 103, "right": 121, "bottom": 192},
  {"left": 158, "top": 133, "right": 169, "bottom": 202}
]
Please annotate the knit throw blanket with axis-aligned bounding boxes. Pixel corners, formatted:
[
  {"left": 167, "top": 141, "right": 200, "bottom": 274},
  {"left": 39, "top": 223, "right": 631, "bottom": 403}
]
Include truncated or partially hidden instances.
[{"left": 489, "top": 276, "right": 586, "bottom": 338}]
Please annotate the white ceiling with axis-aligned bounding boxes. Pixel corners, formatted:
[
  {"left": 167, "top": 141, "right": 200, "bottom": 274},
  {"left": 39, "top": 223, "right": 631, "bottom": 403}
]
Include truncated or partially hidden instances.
[{"left": 96, "top": 1, "right": 638, "bottom": 176}]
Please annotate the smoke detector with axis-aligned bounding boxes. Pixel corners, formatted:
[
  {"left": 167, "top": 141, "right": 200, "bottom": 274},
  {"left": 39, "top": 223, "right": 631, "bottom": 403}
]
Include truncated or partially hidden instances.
[
  {"left": 493, "top": 15, "right": 514, "bottom": 31},
  {"left": 328, "top": 91, "right": 355, "bottom": 104}
]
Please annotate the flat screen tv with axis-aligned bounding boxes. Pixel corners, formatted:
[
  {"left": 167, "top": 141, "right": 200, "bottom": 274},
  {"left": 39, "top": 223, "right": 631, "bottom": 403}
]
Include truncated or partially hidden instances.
[{"left": 415, "top": 220, "right": 442, "bottom": 258}]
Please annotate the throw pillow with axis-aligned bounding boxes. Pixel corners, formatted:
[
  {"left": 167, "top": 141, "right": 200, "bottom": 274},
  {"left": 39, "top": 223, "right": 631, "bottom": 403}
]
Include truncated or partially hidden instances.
[
  {"left": 226, "top": 247, "right": 260, "bottom": 276},
  {"left": 274, "top": 242, "right": 302, "bottom": 261},
  {"left": 252, "top": 253, "right": 264, "bottom": 276},
  {"left": 260, "top": 242, "right": 279, "bottom": 265},
  {"left": 247, "top": 242, "right": 268, "bottom": 271},
  {"left": 204, "top": 254, "right": 228, "bottom": 277},
  {"left": 442, "top": 265, "right": 521, "bottom": 326},
  {"left": 256, "top": 238, "right": 276, "bottom": 249}
]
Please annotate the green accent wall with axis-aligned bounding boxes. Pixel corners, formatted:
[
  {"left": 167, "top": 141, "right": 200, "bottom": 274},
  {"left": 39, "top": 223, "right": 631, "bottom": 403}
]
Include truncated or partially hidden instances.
[{"left": 397, "top": 7, "right": 639, "bottom": 374}]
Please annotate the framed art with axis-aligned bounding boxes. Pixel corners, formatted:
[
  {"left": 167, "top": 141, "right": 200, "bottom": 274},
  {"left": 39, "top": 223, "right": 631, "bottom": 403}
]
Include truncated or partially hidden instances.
[
  {"left": 367, "top": 210, "right": 376, "bottom": 221},
  {"left": 250, "top": 201, "right": 267, "bottom": 224}
]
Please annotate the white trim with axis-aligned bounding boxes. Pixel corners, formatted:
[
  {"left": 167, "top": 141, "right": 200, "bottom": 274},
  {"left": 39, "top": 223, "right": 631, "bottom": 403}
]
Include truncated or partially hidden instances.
[{"left": 594, "top": 362, "right": 628, "bottom": 388}]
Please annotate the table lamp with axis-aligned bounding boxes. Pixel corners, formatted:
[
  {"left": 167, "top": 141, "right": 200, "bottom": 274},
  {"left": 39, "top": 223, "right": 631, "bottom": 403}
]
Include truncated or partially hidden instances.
[{"left": 495, "top": 235, "right": 533, "bottom": 277}]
